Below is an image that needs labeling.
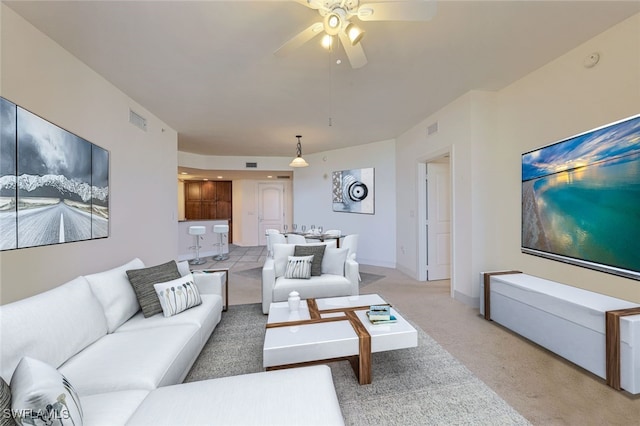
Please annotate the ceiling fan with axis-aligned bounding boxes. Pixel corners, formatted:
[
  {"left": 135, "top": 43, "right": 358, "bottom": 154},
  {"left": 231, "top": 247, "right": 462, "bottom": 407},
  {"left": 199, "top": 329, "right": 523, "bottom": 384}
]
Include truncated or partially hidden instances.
[{"left": 275, "top": 0, "right": 437, "bottom": 69}]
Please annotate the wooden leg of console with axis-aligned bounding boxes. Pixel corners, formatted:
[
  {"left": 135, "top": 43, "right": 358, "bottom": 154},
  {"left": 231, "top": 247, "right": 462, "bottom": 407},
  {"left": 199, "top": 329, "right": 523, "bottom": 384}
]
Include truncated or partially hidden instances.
[
  {"left": 482, "top": 271, "right": 522, "bottom": 321},
  {"left": 605, "top": 307, "right": 640, "bottom": 390}
]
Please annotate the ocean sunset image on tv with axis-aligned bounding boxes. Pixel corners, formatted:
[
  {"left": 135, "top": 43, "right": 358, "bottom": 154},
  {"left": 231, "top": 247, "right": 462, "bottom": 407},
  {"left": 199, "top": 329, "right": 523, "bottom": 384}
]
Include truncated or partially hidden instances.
[{"left": 522, "top": 114, "right": 640, "bottom": 280}]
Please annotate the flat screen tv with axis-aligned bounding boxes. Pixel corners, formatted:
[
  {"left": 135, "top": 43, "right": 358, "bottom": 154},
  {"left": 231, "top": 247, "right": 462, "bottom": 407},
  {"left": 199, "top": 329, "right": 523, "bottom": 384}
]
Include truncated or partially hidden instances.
[{"left": 522, "top": 114, "right": 640, "bottom": 281}]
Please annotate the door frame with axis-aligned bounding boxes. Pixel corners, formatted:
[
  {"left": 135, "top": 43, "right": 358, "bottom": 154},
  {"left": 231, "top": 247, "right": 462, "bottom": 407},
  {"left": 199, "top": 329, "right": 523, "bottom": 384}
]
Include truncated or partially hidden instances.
[{"left": 417, "top": 147, "right": 455, "bottom": 297}]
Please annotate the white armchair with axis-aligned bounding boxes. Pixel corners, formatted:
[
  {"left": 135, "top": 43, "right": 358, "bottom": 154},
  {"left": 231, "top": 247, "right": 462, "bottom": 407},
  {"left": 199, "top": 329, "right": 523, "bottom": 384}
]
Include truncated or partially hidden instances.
[{"left": 262, "top": 243, "right": 359, "bottom": 314}]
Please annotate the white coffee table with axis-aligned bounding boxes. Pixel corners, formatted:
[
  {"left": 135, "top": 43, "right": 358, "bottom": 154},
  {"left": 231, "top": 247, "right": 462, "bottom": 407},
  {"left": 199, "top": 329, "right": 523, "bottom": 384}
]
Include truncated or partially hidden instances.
[{"left": 263, "top": 294, "right": 417, "bottom": 384}]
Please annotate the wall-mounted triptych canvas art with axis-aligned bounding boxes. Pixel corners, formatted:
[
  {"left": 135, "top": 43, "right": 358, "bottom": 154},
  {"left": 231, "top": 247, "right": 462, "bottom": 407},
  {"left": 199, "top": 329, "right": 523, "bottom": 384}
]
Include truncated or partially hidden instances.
[
  {"left": 0, "top": 97, "right": 109, "bottom": 251},
  {"left": 332, "top": 167, "right": 374, "bottom": 214}
]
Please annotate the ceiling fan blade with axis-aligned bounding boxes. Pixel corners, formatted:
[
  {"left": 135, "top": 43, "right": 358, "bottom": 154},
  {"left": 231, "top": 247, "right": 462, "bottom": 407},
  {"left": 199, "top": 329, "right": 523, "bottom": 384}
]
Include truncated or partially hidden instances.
[
  {"left": 357, "top": 1, "right": 437, "bottom": 22},
  {"left": 274, "top": 22, "right": 324, "bottom": 57},
  {"left": 291, "top": 0, "right": 323, "bottom": 10},
  {"left": 338, "top": 32, "right": 368, "bottom": 69}
]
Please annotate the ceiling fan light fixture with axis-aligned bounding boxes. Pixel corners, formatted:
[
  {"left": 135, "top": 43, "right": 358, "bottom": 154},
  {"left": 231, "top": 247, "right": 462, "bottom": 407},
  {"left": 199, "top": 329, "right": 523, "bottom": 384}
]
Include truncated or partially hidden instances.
[
  {"left": 321, "top": 34, "right": 334, "bottom": 49},
  {"left": 324, "top": 9, "right": 344, "bottom": 35},
  {"left": 289, "top": 135, "right": 309, "bottom": 168},
  {"left": 345, "top": 22, "right": 365, "bottom": 45}
]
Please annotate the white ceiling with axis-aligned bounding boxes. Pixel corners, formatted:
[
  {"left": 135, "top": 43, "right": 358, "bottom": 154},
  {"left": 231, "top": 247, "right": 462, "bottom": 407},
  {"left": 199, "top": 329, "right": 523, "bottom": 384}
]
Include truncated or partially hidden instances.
[{"left": 5, "top": 1, "right": 639, "bottom": 157}]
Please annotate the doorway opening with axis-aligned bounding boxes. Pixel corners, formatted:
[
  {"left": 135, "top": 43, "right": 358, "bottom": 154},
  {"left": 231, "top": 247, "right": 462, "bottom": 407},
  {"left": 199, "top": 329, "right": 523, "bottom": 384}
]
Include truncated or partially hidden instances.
[{"left": 417, "top": 152, "right": 453, "bottom": 296}]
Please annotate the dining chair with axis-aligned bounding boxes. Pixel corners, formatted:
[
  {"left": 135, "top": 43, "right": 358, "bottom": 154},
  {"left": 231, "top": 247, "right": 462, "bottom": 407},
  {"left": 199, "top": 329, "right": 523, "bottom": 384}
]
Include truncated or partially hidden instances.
[
  {"left": 266, "top": 233, "right": 287, "bottom": 257},
  {"left": 286, "top": 234, "right": 307, "bottom": 244},
  {"left": 265, "top": 229, "right": 282, "bottom": 258}
]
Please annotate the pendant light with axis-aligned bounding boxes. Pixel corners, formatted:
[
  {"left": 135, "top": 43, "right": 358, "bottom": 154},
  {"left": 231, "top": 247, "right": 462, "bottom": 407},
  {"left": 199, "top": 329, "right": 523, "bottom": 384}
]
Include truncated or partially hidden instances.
[{"left": 289, "top": 135, "right": 309, "bottom": 167}]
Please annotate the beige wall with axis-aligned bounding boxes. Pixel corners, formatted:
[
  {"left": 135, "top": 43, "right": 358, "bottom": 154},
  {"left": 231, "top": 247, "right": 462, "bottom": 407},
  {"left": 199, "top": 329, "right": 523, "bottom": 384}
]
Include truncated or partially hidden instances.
[
  {"left": 0, "top": 5, "right": 179, "bottom": 303},
  {"left": 397, "top": 13, "right": 640, "bottom": 304},
  {"left": 293, "top": 140, "right": 397, "bottom": 268},
  {"left": 491, "top": 13, "right": 640, "bottom": 302}
]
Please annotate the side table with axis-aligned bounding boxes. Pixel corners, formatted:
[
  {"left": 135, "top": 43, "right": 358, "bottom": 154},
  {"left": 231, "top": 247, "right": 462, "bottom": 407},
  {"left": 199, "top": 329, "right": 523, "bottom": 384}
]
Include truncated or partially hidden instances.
[{"left": 192, "top": 268, "right": 229, "bottom": 311}]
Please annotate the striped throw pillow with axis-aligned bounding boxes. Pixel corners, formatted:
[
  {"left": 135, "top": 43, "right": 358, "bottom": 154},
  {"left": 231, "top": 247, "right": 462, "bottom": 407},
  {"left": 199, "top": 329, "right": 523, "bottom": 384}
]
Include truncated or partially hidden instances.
[{"left": 284, "top": 255, "right": 314, "bottom": 279}]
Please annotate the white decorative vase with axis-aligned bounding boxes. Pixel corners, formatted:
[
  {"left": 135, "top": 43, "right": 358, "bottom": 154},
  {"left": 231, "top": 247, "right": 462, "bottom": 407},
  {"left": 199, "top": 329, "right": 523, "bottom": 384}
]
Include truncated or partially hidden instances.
[{"left": 288, "top": 291, "right": 300, "bottom": 311}]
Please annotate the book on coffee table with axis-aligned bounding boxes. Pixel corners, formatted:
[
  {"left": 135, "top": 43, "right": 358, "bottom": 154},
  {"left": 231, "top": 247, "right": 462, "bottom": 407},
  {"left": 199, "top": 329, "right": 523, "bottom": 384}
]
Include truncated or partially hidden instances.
[
  {"left": 368, "top": 305, "right": 391, "bottom": 321},
  {"left": 366, "top": 310, "right": 397, "bottom": 324}
]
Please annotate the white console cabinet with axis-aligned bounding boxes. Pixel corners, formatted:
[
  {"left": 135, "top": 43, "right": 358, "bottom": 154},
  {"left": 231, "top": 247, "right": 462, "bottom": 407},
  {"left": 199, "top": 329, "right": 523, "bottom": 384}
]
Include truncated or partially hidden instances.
[{"left": 481, "top": 272, "right": 640, "bottom": 394}]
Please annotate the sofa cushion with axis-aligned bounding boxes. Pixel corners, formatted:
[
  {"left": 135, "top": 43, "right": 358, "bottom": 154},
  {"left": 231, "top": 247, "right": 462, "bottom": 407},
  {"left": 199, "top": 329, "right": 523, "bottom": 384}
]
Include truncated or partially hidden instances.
[
  {"left": 0, "top": 377, "right": 15, "bottom": 426},
  {"left": 59, "top": 324, "right": 201, "bottom": 396},
  {"left": 80, "top": 390, "right": 149, "bottom": 426},
  {"left": 115, "top": 294, "right": 222, "bottom": 345},
  {"left": 322, "top": 248, "right": 349, "bottom": 275},
  {"left": 274, "top": 243, "right": 335, "bottom": 278},
  {"left": 126, "top": 366, "right": 344, "bottom": 426},
  {"left": 10, "top": 357, "right": 83, "bottom": 426},
  {"left": 154, "top": 274, "right": 202, "bottom": 317},
  {"left": 176, "top": 260, "right": 191, "bottom": 277},
  {"left": 0, "top": 276, "right": 108, "bottom": 382},
  {"left": 294, "top": 245, "right": 326, "bottom": 276},
  {"left": 126, "top": 260, "right": 182, "bottom": 318},
  {"left": 284, "top": 255, "right": 314, "bottom": 279},
  {"left": 273, "top": 275, "right": 353, "bottom": 302},
  {"left": 273, "top": 243, "right": 296, "bottom": 277},
  {"left": 85, "top": 258, "right": 145, "bottom": 333}
]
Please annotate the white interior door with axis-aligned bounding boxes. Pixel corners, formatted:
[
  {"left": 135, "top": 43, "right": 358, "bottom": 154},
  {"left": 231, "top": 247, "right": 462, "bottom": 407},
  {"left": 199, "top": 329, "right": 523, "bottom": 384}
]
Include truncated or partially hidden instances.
[
  {"left": 258, "top": 182, "right": 284, "bottom": 245},
  {"left": 427, "top": 162, "right": 451, "bottom": 280}
]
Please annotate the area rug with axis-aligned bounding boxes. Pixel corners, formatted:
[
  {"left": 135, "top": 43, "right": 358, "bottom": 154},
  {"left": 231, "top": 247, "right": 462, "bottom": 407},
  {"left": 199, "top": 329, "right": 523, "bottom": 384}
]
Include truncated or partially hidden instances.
[{"left": 185, "top": 304, "right": 530, "bottom": 425}]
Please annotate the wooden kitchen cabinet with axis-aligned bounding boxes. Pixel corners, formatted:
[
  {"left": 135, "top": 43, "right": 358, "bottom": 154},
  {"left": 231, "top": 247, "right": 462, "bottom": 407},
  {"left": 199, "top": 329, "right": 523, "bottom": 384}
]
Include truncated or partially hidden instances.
[{"left": 184, "top": 180, "right": 233, "bottom": 241}]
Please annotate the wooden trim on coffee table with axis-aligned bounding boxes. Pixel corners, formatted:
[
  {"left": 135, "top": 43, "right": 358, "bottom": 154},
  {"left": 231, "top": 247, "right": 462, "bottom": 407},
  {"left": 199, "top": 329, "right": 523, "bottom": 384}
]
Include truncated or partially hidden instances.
[
  {"left": 345, "top": 310, "right": 372, "bottom": 384},
  {"left": 482, "top": 271, "right": 522, "bottom": 320},
  {"left": 605, "top": 307, "right": 640, "bottom": 390},
  {"left": 307, "top": 298, "right": 320, "bottom": 319},
  {"left": 265, "top": 298, "right": 375, "bottom": 384}
]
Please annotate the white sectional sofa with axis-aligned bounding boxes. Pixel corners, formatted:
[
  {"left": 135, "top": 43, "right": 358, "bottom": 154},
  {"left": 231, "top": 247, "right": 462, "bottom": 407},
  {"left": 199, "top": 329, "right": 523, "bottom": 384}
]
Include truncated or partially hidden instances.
[
  {"left": 0, "top": 258, "right": 344, "bottom": 425},
  {"left": 262, "top": 243, "right": 359, "bottom": 314}
]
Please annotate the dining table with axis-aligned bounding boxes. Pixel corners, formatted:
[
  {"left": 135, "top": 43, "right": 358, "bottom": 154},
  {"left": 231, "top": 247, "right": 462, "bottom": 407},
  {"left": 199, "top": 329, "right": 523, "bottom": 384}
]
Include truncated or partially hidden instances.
[{"left": 284, "top": 232, "right": 344, "bottom": 248}]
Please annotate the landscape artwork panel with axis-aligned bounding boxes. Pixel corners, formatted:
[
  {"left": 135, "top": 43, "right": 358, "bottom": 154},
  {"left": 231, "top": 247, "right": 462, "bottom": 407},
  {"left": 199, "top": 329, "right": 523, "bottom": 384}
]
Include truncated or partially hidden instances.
[
  {"left": 0, "top": 98, "right": 17, "bottom": 250},
  {"left": 522, "top": 114, "right": 640, "bottom": 275},
  {"left": 332, "top": 167, "right": 374, "bottom": 214},
  {"left": 91, "top": 144, "right": 109, "bottom": 239},
  {"left": 0, "top": 97, "right": 110, "bottom": 251}
]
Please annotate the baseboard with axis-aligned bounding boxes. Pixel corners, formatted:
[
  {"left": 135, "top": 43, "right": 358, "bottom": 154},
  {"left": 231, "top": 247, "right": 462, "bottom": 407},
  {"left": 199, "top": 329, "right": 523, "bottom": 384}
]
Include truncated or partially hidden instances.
[
  {"left": 358, "top": 258, "right": 396, "bottom": 269},
  {"left": 454, "top": 290, "right": 479, "bottom": 308}
]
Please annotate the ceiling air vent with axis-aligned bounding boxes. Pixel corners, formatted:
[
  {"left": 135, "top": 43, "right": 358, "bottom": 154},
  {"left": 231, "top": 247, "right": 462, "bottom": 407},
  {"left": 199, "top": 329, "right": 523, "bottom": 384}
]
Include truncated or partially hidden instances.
[
  {"left": 277, "top": 176, "right": 291, "bottom": 179},
  {"left": 245, "top": 162, "right": 257, "bottom": 168},
  {"left": 129, "top": 109, "right": 147, "bottom": 131},
  {"left": 427, "top": 121, "right": 438, "bottom": 136}
]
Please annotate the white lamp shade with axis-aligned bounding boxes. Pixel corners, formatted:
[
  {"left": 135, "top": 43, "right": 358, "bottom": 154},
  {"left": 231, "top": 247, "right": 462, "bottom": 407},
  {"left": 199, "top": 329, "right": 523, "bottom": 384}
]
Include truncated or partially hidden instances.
[
  {"left": 289, "top": 157, "right": 309, "bottom": 167},
  {"left": 189, "top": 226, "right": 206, "bottom": 236}
]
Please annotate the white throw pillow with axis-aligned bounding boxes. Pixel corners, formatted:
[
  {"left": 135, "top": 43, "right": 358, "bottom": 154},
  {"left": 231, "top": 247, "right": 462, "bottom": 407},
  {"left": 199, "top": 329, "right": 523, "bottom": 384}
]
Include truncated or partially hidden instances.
[
  {"left": 10, "top": 357, "right": 83, "bottom": 426},
  {"left": 153, "top": 274, "right": 202, "bottom": 317},
  {"left": 85, "top": 258, "right": 144, "bottom": 333},
  {"left": 322, "top": 248, "right": 349, "bottom": 276},
  {"left": 284, "top": 255, "right": 314, "bottom": 279}
]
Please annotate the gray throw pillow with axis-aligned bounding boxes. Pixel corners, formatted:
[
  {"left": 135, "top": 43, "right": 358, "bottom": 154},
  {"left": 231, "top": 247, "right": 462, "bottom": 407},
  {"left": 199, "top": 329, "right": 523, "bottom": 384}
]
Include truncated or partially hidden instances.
[
  {"left": 294, "top": 245, "right": 326, "bottom": 276},
  {"left": 0, "top": 377, "right": 17, "bottom": 426},
  {"left": 127, "top": 260, "right": 181, "bottom": 317}
]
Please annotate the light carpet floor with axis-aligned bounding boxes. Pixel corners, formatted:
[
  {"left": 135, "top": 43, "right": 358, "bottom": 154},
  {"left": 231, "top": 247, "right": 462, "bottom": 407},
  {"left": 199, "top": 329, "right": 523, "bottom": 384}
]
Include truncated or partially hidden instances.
[{"left": 185, "top": 303, "right": 530, "bottom": 425}]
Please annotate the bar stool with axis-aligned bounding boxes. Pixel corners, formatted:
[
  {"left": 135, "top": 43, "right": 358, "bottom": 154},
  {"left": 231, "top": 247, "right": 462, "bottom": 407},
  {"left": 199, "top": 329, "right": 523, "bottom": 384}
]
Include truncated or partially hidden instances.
[
  {"left": 213, "top": 224, "right": 229, "bottom": 261},
  {"left": 188, "top": 225, "right": 207, "bottom": 265}
]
